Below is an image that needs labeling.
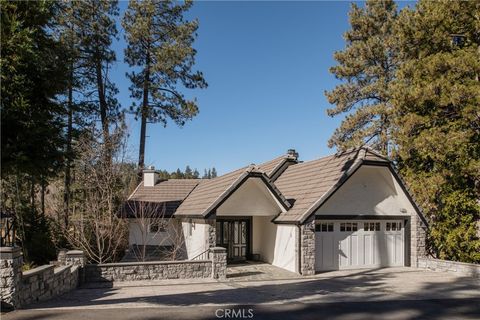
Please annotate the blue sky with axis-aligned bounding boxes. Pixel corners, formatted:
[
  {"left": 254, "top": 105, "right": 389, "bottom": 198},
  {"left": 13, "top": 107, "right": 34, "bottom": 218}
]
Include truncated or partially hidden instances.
[{"left": 111, "top": 1, "right": 407, "bottom": 175}]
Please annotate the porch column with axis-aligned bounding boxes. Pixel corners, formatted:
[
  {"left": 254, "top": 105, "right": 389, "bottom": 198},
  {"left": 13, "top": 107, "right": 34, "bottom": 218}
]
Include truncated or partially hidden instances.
[
  {"left": 0, "top": 247, "right": 22, "bottom": 309},
  {"left": 206, "top": 218, "right": 216, "bottom": 248},
  {"left": 210, "top": 247, "right": 227, "bottom": 280}
]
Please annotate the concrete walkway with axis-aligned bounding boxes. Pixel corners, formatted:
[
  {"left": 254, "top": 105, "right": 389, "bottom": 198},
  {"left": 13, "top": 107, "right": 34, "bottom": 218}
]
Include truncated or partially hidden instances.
[
  {"left": 3, "top": 268, "right": 480, "bottom": 320},
  {"left": 227, "top": 261, "right": 302, "bottom": 281}
]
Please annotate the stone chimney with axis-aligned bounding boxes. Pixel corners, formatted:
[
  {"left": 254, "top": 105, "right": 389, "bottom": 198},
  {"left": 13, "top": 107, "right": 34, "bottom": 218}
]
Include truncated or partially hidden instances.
[
  {"left": 143, "top": 166, "right": 158, "bottom": 187},
  {"left": 287, "top": 149, "right": 299, "bottom": 160}
]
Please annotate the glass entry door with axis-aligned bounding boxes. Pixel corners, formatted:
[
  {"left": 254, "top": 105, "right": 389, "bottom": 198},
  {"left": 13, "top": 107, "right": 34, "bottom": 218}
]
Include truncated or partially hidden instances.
[{"left": 216, "top": 219, "right": 249, "bottom": 262}]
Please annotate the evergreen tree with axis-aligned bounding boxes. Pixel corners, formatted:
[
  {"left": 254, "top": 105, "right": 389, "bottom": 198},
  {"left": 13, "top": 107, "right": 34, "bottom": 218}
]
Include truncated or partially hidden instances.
[
  {"left": 185, "top": 165, "right": 193, "bottom": 178},
  {"left": 193, "top": 169, "right": 200, "bottom": 179},
  {"left": 211, "top": 167, "right": 217, "bottom": 178},
  {"left": 122, "top": 0, "right": 207, "bottom": 169},
  {"left": 325, "top": 0, "right": 398, "bottom": 155},
  {"left": 203, "top": 169, "right": 208, "bottom": 179},
  {"left": 392, "top": 0, "right": 480, "bottom": 262},
  {"left": 1, "top": 0, "right": 69, "bottom": 263},
  {"left": 75, "top": 0, "right": 122, "bottom": 152}
]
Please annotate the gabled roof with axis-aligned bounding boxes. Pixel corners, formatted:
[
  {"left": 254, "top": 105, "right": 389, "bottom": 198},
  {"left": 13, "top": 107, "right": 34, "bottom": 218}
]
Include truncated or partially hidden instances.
[
  {"left": 123, "top": 179, "right": 200, "bottom": 218},
  {"left": 175, "top": 165, "right": 291, "bottom": 217},
  {"left": 125, "top": 147, "right": 422, "bottom": 224},
  {"left": 274, "top": 148, "right": 389, "bottom": 223}
]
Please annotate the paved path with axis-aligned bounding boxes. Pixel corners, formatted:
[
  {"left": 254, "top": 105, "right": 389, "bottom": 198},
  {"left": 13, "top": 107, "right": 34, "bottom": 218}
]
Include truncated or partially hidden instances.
[{"left": 3, "top": 268, "right": 480, "bottom": 320}]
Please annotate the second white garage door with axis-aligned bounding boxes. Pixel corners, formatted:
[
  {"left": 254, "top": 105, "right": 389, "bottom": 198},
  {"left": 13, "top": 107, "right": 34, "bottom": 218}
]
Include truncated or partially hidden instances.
[{"left": 315, "top": 220, "right": 404, "bottom": 271}]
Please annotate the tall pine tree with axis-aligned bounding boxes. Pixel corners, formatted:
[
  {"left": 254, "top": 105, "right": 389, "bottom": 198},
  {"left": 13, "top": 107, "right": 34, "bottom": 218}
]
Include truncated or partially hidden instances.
[
  {"left": 122, "top": 0, "right": 207, "bottom": 169},
  {"left": 325, "top": 0, "right": 398, "bottom": 155},
  {"left": 392, "top": 0, "right": 480, "bottom": 262}
]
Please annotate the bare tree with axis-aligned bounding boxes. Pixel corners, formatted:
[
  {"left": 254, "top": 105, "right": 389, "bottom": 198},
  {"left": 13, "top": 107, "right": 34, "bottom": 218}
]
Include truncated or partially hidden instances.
[
  {"left": 124, "top": 200, "right": 186, "bottom": 262},
  {"left": 62, "top": 126, "right": 134, "bottom": 263}
]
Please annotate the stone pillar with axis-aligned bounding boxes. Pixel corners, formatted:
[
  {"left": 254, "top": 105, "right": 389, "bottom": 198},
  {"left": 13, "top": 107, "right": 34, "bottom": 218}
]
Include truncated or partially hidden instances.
[
  {"left": 65, "top": 250, "right": 85, "bottom": 267},
  {"left": 0, "top": 247, "right": 23, "bottom": 309},
  {"left": 210, "top": 247, "right": 226, "bottom": 280},
  {"left": 206, "top": 218, "right": 216, "bottom": 249},
  {"left": 300, "top": 216, "right": 316, "bottom": 276},
  {"left": 57, "top": 249, "right": 68, "bottom": 265},
  {"left": 410, "top": 214, "right": 427, "bottom": 267}
]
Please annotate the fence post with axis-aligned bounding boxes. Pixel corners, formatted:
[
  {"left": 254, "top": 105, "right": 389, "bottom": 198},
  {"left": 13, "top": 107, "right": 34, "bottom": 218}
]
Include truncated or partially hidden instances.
[
  {"left": 210, "top": 247, "right": 227, "bottom": 280},
  {"left": 0, "top": 247, "right": 22, "bottom": 309}
]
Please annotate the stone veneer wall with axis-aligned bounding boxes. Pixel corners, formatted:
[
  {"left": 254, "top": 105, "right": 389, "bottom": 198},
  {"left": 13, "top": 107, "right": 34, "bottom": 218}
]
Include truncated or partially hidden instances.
[
  {"left": 85, "top": 260, "right": 212, "bottom": 282},
  {"left": 206, "top": 218, "right": 216, "bottom": 249},
  {"left": 84, "top": 247, "right": 227, "bottom": 282},
  {"left": 20, "top": 264, "right": 79, "bottom": 306},
  {"left": 0, "top": 248, "right": 84, "bottom": 309},
  {"left": 418, "top": 258, "right": 480, "bottom": 278},
  {"left": 0, "top": 247, "right": 22, "bottom": 308},
  {"left": 410, "top": 213, "right": 427, "bottom": 267},
  {"left": 300, "top": 216, "right": 315, "bottom": 276}
]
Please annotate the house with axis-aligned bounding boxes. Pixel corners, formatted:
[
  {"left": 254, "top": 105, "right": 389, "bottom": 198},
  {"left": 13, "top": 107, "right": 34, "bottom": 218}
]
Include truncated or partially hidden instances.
[{"left": 121, "top": 147, "right": 428, "bottom": 275}]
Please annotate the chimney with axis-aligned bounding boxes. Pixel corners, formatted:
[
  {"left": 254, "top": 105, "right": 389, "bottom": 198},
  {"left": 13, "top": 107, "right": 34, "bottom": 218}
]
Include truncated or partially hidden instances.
[
  {"left": 287, "top": 149, "right": 299, "bottom": 160},
  {"left": 143, "top": 166, "right": 158, "bottom": 187}
]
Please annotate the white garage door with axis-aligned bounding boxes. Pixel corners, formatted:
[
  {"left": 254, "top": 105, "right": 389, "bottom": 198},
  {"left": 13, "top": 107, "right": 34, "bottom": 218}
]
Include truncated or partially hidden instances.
[{"left": 315, "top": 220, "right": 404, "bottom": 271}]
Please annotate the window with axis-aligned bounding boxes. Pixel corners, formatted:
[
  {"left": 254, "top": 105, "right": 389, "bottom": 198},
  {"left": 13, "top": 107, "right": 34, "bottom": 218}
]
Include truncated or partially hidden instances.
[
  {"left": 386, "top": 222, "right": 402, "bottom": 231},
  {"left": 340, "top": 222, "right": 357, "bottom": 232},
  {"left": 149, "top": 223, "right": 165, "bottom": 233},
  {"left": 364, "top": 222, "right": 381, "bottom": 231},
  {"left": 315, "top": 222, "right": 334, "bottom": 232}
]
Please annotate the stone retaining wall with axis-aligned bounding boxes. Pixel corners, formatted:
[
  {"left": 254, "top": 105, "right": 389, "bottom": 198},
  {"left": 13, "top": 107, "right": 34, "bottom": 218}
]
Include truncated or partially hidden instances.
[
  {"left": 418, "top": 257, "right": 480, "bottom": 278},
  {"left": 84, "top": 246, "right": 227, "bottom": 283},
  {"left": 85, "top": 260, "right": 212, "bottom": 282},
  {"left": 0, "top": 248, "right": 85, "bottom": 309},
  {"left": 19, "top": 264, "right": 79, "bottom": 306}
]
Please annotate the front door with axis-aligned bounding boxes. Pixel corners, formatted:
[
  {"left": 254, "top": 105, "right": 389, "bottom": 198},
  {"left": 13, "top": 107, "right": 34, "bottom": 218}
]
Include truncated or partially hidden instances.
[{"left": 216, "top": 219, "right": 249, "bottom": 262}]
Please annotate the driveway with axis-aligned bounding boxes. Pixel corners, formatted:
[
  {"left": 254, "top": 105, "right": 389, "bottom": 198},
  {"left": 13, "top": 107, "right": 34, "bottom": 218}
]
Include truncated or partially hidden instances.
[{"left": 3, "top": 267, "right": 480, "bottom": 320}]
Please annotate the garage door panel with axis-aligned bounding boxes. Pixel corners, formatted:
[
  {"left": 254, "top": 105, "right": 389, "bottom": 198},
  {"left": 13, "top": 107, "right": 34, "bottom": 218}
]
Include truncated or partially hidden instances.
[{"left": 315, "top": 220, "right": 404, "bottom": 271}]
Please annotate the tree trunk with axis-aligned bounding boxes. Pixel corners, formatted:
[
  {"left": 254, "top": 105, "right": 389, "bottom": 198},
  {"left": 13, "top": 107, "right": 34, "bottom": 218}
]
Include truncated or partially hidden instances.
[
  {"left": 64, "top": 64, "right": 73, "bottom": 227},
  {"left": 138, "top": 52, "right": 151, "bottom": 170},
  {"left": 96, "top": 59, "right": 109, "bottom": 144}
]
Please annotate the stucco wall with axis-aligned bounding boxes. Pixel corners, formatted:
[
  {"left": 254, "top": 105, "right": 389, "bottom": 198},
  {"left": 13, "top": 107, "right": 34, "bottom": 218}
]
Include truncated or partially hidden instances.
[
  {"left": 314, "top": 164, "right": 427, "bottom": 268},
  {"left": 315, "top": 165, "right": 416, "bottom": 216},
  {"left": 216, "top": 178, "right": 283, "bottom": 216},
  {"left": 128, "top": 218, "right": 178, "bottom": 246},
  {"left": 252, "top": 216, "right": 297, "bottom": 273},
  {"left": 182, "top": 218, "right": 210, "bottom": 259}
]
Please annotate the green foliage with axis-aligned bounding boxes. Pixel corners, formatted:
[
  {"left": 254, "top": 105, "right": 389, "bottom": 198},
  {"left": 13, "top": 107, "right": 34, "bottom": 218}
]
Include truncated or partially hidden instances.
[
  {"left": 328, "top": 0, "right": 480, "bottom": 263},
  {"left": 1, "top": 0, "right": 68, "bottom": 177},
  {"left": 122, "top": 0, "right": 207, "bottom": 167},
  {"left": 325, "top": 0, "right": 398, "bottom": 155},
  {"left": 156, "top": 165, "right": 216, "bottom": 179}
]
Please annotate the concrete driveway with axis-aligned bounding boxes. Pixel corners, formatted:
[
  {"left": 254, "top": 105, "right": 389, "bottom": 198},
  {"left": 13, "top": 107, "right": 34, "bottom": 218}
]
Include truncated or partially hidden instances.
[{"left": 3, "top": 267, "right": 480, "bottom": 320}]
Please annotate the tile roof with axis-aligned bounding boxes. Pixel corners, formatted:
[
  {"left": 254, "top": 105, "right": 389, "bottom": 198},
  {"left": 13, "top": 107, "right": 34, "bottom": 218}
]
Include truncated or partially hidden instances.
[
  {"left": 175, "top": 165, "right": 291, "bottom": 217},
  {"left": 273, "top": 148, "right": 372, "bottom": 223},
  {"left": 129, "top": 179, "right": 200, "bottom": 203},
  {"left": 126, "top": 147, "right": 391, "bottom": 223}
]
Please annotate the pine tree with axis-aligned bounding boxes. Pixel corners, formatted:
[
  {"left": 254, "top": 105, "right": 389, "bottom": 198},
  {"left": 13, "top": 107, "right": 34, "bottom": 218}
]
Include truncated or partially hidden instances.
[
  {"left": 392, "top": 0, "right": 480, "bottom": 262},
  {"left": 203, "top": 169, "right": 208, "bottom": 179},
  {"left": 185, "top": 165, "right": 193, "bottom": 178},
  {"left": 193, "top": 169, "right": 200, "bottom": 179},
  {"left": 123, "top": 0, "right": 207, "bottom": 169},
  {"left": 325, "top": 0, "right": 398, "bottom": 155},
  {"left": 211, "top": 167, "right": 217, "bottom": 178},
  {"left": 1, "top": 0, "right": 69, "bottom": 263},
  {"left": 75, "top": 0, "right": 121, "bottom": 152}
]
